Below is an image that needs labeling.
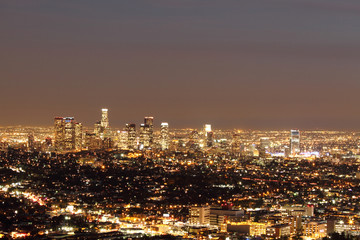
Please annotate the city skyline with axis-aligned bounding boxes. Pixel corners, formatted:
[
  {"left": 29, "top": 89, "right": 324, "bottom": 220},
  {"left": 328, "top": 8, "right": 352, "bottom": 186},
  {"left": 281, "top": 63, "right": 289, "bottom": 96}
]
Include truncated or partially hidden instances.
[
  {"left": 1, "top": 1, "right": 360, "bottom": 129},
  {"left": 0, "top": 108, "right": 359, "bottom": 131},
  {"left": 2, "top": 1, "right": 360, "bottom": 239}
]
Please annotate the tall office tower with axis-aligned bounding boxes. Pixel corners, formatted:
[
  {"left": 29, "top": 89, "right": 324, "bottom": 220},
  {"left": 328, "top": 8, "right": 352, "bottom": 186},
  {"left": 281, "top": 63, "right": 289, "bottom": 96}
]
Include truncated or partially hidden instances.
[
  {"left": 63, "top": 117, "right": 76, "bottom": 151},
  {"left": 101, "top": 108, "right": 109, "bottom": 129},
  {"left": 259, "top": 137, "right": 270, "bottom": 158},
  {"left": 290, "top": 129, "right": 300, "bottom": 156},
  {"left": 117, "top": 130, "right": 128, "bottom": 150},
  {"left": 204, "top": 124, "right": 212, "bottom": 133},
  {"left": 75, "top": 122, "right": 83, "bottom": 151},
  {"left": 139, "top": 123, "right": 147, "bottom": 150},
  {"left": 144, "top": 117, "right": 154, "bottom": 146},
  {"left": 126, "top": 123, "right": 137, "bottom": 150},
  {"left": 144, "top": 116, "right": 154, "bottom": 128},
  {"left": 94, "top": 121, "right": 101, "bottom": 136},
  {"left": 231, "top": 133, "right": 241, "bottom": 154},
  {"left": 54, "top": 117, "right": 65, "bottom": 151},
  {"left": 54, "top": 117, "right": 76, "bottom": 151},
  {"left": 188, "top": 130, "right": 200, "bottom": 150},
  {"left": 160, "top": 122, "right": 169, "bottom": 150},
  {"left": 84, "top": 132, "right": 101, "bottom": 151},
  {"left": 204, "top": 124, "right": 213, "bottom": 148}
]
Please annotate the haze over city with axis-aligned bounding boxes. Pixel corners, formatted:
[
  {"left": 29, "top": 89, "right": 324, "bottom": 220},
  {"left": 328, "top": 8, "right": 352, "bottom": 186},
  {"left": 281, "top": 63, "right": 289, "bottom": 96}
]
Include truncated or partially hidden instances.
[
  {"left": 3, "top": 1, "right": 360, "bottom": 240},
  {"left": 1, "top": 0, "right": 360, "bottom": 129}
]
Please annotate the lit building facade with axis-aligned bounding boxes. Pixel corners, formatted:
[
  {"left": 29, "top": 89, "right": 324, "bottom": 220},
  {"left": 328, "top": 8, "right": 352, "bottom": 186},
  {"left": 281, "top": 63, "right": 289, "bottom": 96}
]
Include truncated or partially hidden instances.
[
  {"left": 227, "top": 221, "right": 269, "bottom": 236},
  {"left": 290, "top": 129, "right": 300, "bottom": 156},
  {"left": 54, "top": 117, "right": 65, "bottom": 151},
  {"left": 204, "top": 124, "right": 213, "bottom": 148},
  {"left": 101, "top": 108, "right": 109, "bottom": 129},
  {"left": 63, "top": 117, "right": 76, "bottom": 151},
  {"left": 126, "top": 123, "right": 137, "bottom": 150},
  {"left": 189, "top": 206, "right": 210, "bottom": 226},
  {"left": 54, "top": 117, "right": 77, "bottom": 151},
  {"left": 160, "top": 122, "right": 169, "bottom": 150},
  {"left": 144, "top": 116, "right": 154, "bottom": 147},
  {"left": 75, "top": 122, "right": 83, "bottom": 151},
  {"left": 303, "top": 221, "right": 327, "bottom": 239},
  {"left": 94, "top": 121, "right": 101, "bottom": 137},
  {"left": 139, "top": 123, "right": 148, "bottom": 150},
  {"left": 116, "top": 130, "right": 128, "bottom": 149}
]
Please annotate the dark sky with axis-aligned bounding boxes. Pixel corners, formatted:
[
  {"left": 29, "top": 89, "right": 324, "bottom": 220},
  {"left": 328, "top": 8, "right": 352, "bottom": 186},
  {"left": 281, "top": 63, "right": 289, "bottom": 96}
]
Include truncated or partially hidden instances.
[{"left": 1, "top": 0, "right": 360, "bottom": 130}]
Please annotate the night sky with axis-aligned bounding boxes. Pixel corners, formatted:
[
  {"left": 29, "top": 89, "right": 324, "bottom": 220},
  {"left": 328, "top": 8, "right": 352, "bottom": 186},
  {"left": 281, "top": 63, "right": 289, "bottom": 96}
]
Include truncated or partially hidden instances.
[{"left": 1, "top": 0, "right": 360, "bottom": 130}]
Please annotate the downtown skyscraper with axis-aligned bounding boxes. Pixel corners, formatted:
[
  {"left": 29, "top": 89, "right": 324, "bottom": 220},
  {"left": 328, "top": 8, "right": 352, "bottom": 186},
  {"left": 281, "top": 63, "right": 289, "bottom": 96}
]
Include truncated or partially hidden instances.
[
  {"left": 160, "top": 122, "right": 169, "bottom": 150},
  {"left": 126, "top": 123, "right": 137, "bottom": 150},
  {"left": 139, "top": 117, "right": 154, "bottom": 149},
  {"left": 101, "top": 108, "right": 109, "bottom": 129},
  {"left": 290, "top": 129, "right": 300, "bottom": 156},
  {"left": 54, "top": 117, "right": 79, "bottom": 151}
]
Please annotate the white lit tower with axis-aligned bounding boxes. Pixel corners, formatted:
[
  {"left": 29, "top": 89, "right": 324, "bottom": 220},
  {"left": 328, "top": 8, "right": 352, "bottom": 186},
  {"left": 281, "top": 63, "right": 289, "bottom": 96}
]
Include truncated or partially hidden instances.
[
  {"left": 101, "top": 108, "right": 109, "bottom": 129},
  {"left": 160, "top": 122, "right": 169, "bottom": 150},
  {"left": 126, "top": 123, "right": 137, "bottom": 150},
  {"left": 290, "top": 129, "right": 300, "bottom": 156},
  {"left": 204, "top": 124, "right": 213, "bottom": 148},
  {"left": 144, "top": 116, "right": 154, "bottom": 147},
  {"left": 139, "top": 123, "right": 147, "bottom": 150},
  {"left": 63, "top": 117, "right": 76, "bottom": 151},
  {"left": 99, "top": 108, "right": 110, "bottom": 140},
  {"left": 204, "top": 124, "right": 212, "bottom": 133},
  {"left": 54, "top": 117, "right": 65, "bottom": 151},
  {"left": 75, "top": 122, "right": 83, "bottom": 151}
]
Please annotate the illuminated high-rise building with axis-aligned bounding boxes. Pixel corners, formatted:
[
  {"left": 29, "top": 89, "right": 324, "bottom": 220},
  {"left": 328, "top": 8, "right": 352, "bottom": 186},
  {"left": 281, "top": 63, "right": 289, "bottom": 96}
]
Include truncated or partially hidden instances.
[
  {"left": 101, "top": 108, "right": 109, "bottom": 129},
  {"left": 259, "top": 137, "right": 270, "bottom": 158},
  {"left": 63, "top": 117, "right": 76, "bottom": 151},
  {"left": 116, "top": 130, "right": 128, "bottom": 150},
  {"left": 160, "top": 122, "right": 169, "bottom": 150},
  {"left": 75, "top": 122, "right": 83, "bottom": 151},
  {"left": 204, "top": 124, "right": 213, "bottom": 148},
  {"left": 84, "top": 132, "right": 101, "bottom": 151},
  {"left": 290, "top": 129, "right": 300, "bottom": 156},
  {"left": 54, "top": 117, "right": 76, "bottom": 151},
  {"left": 138, "top": 117, "right": 154, "bottom": 149},
  {"left": 126, "top": 123, "right": 137, "bottom": 150},
  {"left": 144, "top": 116, "right": 154, "bottom": 128},
  {"left": 144, "top": 117, "right": 154, "bottom": 146},
  {"left": 204, "top": 124, "right": 212, "bottom": 133},
  {"left": 95, "top": 108, "right": 110, "bottom": 140},
  {"left": 94, "top": 121, "right": 101, "bottom": 136},
  {"left": 188, "top": 130, "right": 200, "bottom": 150},
  {"left": 139, "top": 123, "right": 147, "bottom": 150},
  {"left": 54, "top": 117, "right": 65, "bottom": 151}
]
